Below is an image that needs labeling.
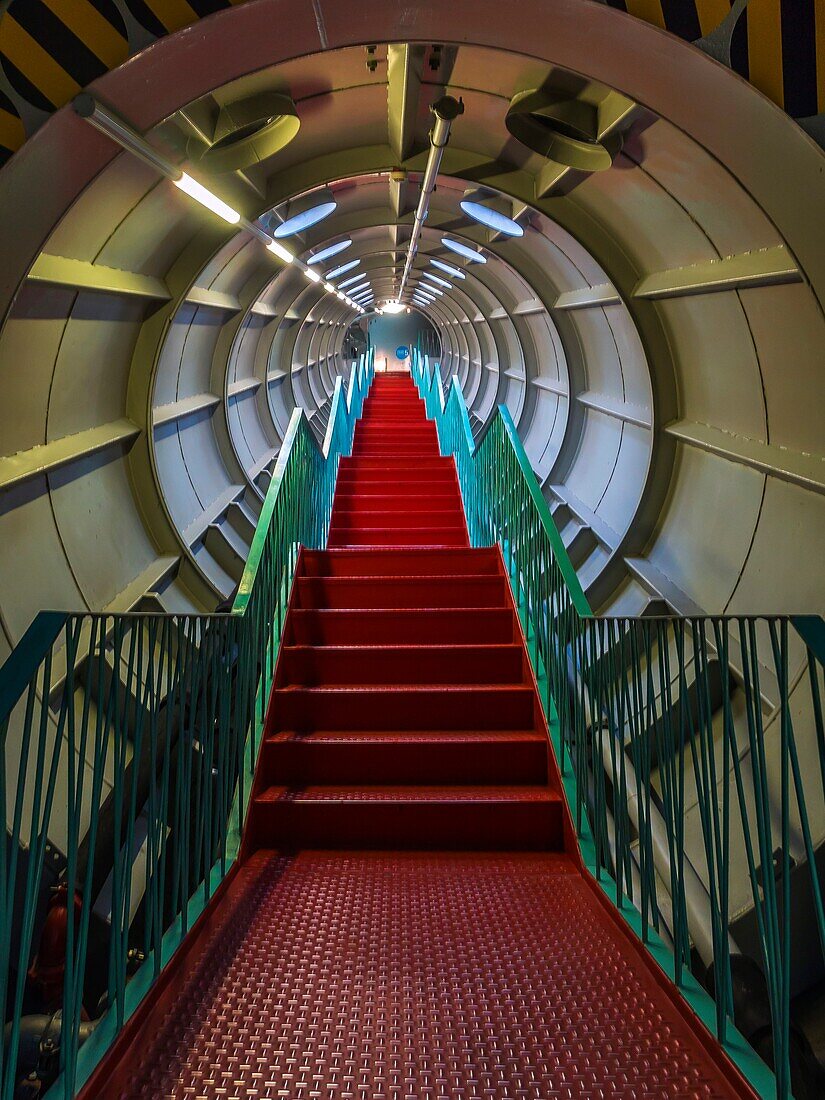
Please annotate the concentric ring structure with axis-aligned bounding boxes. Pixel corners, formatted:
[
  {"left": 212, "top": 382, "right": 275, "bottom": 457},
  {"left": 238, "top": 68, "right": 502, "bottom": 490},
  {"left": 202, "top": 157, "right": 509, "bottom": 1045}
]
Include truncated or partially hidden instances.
[{"left": 0, "top": 0, "right": 823, "bottom": 664}]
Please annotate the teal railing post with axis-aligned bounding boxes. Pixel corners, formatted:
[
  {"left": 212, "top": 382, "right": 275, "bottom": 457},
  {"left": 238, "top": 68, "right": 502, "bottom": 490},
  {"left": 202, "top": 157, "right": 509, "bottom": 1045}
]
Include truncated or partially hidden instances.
[
  {"left": 0, "top": 361, "right": 375, "bottom": 1099},
  {"left": 409, "top": 364, "right": 822, "bottom": 1099}
]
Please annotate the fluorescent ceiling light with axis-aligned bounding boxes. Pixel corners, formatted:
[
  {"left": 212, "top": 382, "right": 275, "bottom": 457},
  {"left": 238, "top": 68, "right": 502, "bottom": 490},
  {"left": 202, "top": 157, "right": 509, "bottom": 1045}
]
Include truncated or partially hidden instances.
[
  {"left": 267, "top": 240, "right": 295, "bottom": 263},
  {"left": 308, "top": 238, "right": 352, "bottom": 265},
  {"left": 336, "top": 291, "right": 346, "bottom": 300},
  {"left": 303, "top": 267, "right": 321, "bottom": 283},
  {"left": 460, "top": 198, "right": 524, "bottom": 237},
  {"left": 325, "top": 259, "right": 361, "bottom": 280},
  {"left": 430, "top": 258, "right": 465, "bottom": 279},
  {"left": 422, "top": 272, "right": 451, "bottom": 289},
  {"left": 174, "top": 173, "right": 240, "bottom": 224},
  {"left": 441, "top": 237, "right": 487, "bottom": 263},
  {"left": 323, "top": 282, "right": 336, "bottom": 293}
]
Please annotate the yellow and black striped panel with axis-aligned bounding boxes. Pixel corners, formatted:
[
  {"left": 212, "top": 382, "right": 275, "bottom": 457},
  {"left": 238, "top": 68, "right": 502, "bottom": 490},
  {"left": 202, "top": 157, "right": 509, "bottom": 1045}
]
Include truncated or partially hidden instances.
[
  {"left": 607, "top": 0, "right": 822, "bottom": 117},
  {"left": 0, "top": 86, "right": 24, "bottom": 163},
  {"left": 124, "top": 0, "right": 241, "bottom": 38},
  {"left": 0, "top": 0, "right": 822, "bottom": 168}
]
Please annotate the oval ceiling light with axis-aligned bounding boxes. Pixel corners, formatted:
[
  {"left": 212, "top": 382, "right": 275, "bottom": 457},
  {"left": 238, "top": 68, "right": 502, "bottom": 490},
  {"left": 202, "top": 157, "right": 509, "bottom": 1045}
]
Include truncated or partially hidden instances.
[
  {"left": 337, "top": 271, "right": 366, "bottom": 289},
  {"left": 442, "top": 237, "right": 486, "bottom": 263},
  {"left": 346, "top": 281, "right": 371, "bottom": 295},
  {"left": 416, "top": 282, "right": 442, "bottom": 296},
  {"left": 422, "top": 272, "right": 452, "bottom": 289},
  {"left": 272, "top": 186, "right": 336, "bottom": 238},
  {"left": 459, "top": 190, "right": 524, "bottom": 237},
  {"left": 325, "top": 259, "right": 361, "bottom": 280},
  {"left": 430, "top": 258, "right": 466, "bottom": 279},
  {"left": 308, "top": 238, "right": 352, "bottom": 265}
]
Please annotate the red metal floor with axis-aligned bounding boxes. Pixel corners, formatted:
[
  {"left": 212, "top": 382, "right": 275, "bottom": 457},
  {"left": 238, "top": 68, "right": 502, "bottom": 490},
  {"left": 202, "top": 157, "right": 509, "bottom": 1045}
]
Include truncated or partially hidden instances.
[{"left": 85, "top": 375, "right": 753, "bottom": 1099}]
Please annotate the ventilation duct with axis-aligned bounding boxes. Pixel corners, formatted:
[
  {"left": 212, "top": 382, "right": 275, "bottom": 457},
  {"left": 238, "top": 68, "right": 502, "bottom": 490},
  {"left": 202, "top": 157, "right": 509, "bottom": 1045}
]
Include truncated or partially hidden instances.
[
  {"left": 505, "top": 88, "right": 621, "bottom": 171},
  {"left": 187, "top": 92, "right": 300, "bottom": 172}
]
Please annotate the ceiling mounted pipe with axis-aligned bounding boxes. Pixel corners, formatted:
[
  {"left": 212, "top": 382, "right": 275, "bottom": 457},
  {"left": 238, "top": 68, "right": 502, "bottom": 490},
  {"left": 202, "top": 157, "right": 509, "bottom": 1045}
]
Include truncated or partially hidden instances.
[{"left": 397, "top": 94, "right": 464, "bottom": 302}]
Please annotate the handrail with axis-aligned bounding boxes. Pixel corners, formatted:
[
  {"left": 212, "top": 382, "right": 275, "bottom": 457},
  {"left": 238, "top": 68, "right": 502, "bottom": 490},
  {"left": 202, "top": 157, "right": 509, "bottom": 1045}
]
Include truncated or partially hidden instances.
[
  {"left": 0, "top": 350, "right": 374, "bottom": 1099},
  {"left": 411, "top": 348, "right": 825, "bottom": 1098}
]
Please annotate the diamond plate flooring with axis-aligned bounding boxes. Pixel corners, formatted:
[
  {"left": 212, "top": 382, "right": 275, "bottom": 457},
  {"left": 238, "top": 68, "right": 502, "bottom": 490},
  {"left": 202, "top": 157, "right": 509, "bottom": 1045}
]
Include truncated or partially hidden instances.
[{"left": 121, "top": 851, "right": 745, "bottom": 1099}]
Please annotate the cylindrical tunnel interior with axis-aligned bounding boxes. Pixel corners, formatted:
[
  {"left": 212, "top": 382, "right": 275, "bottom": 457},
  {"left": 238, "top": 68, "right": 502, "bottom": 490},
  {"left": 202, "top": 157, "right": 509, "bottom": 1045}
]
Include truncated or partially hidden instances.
[
  {"left": 0, "top": 0, "right": 822, "bottom": 644},
  {"left": 0, "top": 1, "right": 825, "bottom": 1069},
  {"left": 0, "top": 1, "right": 824, "bottom": 931}
]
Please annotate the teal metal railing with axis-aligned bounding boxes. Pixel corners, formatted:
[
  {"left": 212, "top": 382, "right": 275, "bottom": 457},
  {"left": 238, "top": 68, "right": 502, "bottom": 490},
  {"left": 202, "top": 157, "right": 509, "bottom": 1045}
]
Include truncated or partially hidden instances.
[
  {"left": 0, "top": 351, "right": 373, "bottom": 1098},
  {"left": 412, "top": 348, "right": 825, "bottom": 1098}
]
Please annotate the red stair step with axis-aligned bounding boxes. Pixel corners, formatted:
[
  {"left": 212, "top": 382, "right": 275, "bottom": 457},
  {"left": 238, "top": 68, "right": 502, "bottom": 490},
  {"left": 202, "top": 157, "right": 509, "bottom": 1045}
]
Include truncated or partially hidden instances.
[
  {"left": 271, "top": 684, "right": 537, "bottom": 731},
  {"left": 277, "top": 644, "right": 525, "bottom": 685},
  {"left": 350, "top": 447, "right": 442, "bottom": 457},
  {"left": 300, "top": 547, "right": 502, "bottom": 577},
  {"left": 339, "top": 455, "right": 452, "bottom": 468},
  {"left": 252, "top": 785, "right": 564, "bottom": 850},
  {"left": 294, "top": 575, "right": 508, "bottom": 609},
  {"left": 286, "top": 607, "right": 517, "bottom": 645},
  {"left": 330, "top": 510, "right": 467, "bottom": 532},
  {"left": 327, "top": 527, "right": 469, "bottom": 547},
  {"left": 335, "top": 473, "right": 457, "bottom": 489},
  {"left": 331, "top": 493, "right": 461, "bottom": 513},
  {"left": 262, "top": 729, "right": 549, "bottom": 785}
]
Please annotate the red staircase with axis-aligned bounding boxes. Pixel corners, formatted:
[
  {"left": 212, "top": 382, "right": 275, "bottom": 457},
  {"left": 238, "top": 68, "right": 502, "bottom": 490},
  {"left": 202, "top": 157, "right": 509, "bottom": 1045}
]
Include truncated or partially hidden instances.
[{"left": 84, "top": 374, "right": 755, "bottom": 1099}]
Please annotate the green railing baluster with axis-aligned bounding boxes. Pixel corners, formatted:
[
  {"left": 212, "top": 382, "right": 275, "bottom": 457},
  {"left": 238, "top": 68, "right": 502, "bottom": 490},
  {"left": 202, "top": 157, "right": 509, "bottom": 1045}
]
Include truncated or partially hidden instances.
[
  {"left": 0, "top": 356, "right": 374, "bottom": 1098},
  {"left": 408, "top": 350, "right": 822, "bottom": 1098}
]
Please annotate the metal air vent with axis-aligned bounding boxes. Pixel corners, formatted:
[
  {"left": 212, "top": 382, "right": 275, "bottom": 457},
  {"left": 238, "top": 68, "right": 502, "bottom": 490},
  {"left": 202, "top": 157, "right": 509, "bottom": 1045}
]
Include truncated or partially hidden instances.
[
  {"left": 188, "top": 92, "right": 300, "bottom": 172},
  {"left": 505, "top": 88, "right": 621, "bottom": 171}
]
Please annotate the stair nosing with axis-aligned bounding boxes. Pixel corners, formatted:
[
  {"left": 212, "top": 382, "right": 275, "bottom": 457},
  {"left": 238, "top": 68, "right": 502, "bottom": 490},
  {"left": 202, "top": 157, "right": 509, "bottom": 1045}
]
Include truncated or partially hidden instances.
[
  {"left": 266, "top": 729, "right": 544, "bottom": 742},
  {"left": 275, "top": 682, "right": 539, "bottom": 690}
]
